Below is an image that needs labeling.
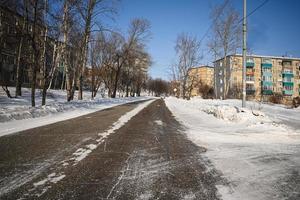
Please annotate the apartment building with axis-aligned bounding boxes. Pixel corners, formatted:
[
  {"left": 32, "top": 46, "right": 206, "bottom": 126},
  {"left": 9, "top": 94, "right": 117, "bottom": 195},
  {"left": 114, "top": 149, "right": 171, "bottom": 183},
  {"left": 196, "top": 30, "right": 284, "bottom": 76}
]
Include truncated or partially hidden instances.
[
  {"left": 214, "top": 54, "right": 300, "bottom": 102},
  {"left": 188, "top": 65, "right": 214, "bottom": 97},
  {"left": 0, "top": 5, "right": 68, "bottom": 89}
]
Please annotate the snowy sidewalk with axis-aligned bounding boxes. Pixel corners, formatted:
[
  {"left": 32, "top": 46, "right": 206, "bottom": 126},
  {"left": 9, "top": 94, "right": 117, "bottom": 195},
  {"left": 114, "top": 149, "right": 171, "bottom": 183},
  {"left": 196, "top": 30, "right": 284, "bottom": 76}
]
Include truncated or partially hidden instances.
[{"left": 165, "top": 97, "right": 300, "bottom": 200}]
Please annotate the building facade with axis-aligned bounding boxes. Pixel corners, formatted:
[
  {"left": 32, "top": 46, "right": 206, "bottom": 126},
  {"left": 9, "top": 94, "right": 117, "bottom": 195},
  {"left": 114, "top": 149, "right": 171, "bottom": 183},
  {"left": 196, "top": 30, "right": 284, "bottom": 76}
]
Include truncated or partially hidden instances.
[
  {"left": 214, "top": 54, "right": 300, "bottom": 102},
  {"left": 188, "top": 66, "right": 214, "bottom": 97}
]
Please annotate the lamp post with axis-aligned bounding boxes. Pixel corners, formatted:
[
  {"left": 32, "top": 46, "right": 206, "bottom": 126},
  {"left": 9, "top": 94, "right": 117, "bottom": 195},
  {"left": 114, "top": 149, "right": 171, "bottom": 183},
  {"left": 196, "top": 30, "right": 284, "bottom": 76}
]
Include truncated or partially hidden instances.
[{"left": 242, "top": 0, "right": 247, "bottom": 107}]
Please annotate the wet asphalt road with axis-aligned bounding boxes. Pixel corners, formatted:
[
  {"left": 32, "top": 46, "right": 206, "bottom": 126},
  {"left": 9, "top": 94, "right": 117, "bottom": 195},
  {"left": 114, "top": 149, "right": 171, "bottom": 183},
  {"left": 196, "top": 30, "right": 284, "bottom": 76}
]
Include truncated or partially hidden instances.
[{"left": 0, "top": 99, "right": 221, "bottom": 200}]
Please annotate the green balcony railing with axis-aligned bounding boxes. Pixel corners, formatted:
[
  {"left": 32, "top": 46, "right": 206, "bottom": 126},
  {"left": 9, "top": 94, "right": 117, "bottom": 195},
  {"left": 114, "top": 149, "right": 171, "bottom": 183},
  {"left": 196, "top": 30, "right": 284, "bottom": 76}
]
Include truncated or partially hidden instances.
[
  {"left": 283, "top": 82, "right": 294, "bottom": 86},
  {"left": 246, "top": 62, "right": 255, "bottom": 67},
  {"left": 262, "top": 81, "right": 273, "bottom": 86},
  {"left": 261, "top": 63, "right": 272, "bottom": 68},
  {"left": 262, "top": 71, "right": 272, "bottom": 76},
  {"left": 283, "top": 90, "right": 293, "bottom": 96},
  {"left": 282, "top": 72, "right": 294, "bottom": 77},
  {"left": 262, "top": 90, "right": 273, "bottom": 95}
]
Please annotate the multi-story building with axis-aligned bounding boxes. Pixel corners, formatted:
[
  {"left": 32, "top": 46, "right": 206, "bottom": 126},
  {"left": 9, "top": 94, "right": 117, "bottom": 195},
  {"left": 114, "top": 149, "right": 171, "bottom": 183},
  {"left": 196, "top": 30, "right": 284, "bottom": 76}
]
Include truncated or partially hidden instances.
[
  {"left": 0, "top": 4, "right": 66, "bottom": 89},
  {"left": 188, "top": 65, "right": 214, "bottom": 97},
  {"left": 214, "top": 54, "right": 300, "bottom": 102}
]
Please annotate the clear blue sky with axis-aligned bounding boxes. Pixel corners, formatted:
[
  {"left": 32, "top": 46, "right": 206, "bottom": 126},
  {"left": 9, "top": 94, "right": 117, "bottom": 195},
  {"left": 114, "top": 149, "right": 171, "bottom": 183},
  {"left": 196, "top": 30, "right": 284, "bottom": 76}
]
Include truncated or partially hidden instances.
[{"left": 113, "top": 0, "right": 300, "bottom": 80}]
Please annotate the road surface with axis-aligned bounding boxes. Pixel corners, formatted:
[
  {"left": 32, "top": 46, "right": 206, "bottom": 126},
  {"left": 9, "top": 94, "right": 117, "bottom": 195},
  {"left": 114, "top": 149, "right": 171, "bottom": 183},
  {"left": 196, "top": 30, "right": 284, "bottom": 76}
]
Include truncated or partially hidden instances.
[{"left": 0, "top": 99, "right": 221, "bottom": 200}]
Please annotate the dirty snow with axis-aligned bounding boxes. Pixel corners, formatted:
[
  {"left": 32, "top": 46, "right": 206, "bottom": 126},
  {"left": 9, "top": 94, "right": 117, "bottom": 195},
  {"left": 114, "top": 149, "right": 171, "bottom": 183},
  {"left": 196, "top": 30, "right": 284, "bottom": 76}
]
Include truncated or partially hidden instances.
[
  {"left": 165, "top": 97, "right": 300, "bottom": 200},
  {"left": 33, "top": 173, "right": 65, "bottom": 187},
  {"left": 0, "top": 88, "right": 152, "bottom": 137}
]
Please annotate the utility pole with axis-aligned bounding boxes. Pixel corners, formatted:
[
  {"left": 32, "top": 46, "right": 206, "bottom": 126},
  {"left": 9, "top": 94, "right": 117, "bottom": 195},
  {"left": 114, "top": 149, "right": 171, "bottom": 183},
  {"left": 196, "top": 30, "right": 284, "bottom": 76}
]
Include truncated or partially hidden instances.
[{"left": 242, "top": 0, "right": 247, "bottom": 107}]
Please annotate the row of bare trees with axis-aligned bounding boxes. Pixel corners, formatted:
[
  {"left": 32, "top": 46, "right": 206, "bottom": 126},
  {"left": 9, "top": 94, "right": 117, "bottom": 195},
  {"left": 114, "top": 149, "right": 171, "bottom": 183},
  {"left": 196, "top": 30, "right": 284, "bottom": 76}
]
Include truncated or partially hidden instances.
[
  {"left": 0, "top": 0, "right": 152, "bottom": 106},
  {"left": 88, "top": 19, "right": 151, "bottom": 99},
  {"left": 147, "top": 78, "right": 170, "bottom": 97}
]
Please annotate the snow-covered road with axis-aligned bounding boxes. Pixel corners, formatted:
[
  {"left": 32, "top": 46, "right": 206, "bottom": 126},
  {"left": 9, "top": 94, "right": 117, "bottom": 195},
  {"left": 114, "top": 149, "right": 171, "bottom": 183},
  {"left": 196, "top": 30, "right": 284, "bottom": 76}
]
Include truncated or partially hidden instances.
[{"left": 165, "top": 97, "right": 300, "bottom": 200}]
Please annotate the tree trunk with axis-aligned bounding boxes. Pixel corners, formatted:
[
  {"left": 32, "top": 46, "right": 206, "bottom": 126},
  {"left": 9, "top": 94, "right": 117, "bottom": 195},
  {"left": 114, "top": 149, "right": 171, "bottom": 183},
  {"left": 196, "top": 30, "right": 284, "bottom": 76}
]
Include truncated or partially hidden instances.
[
  {"left": 125, "top": 84, "right": 129, "bottom": 97},
  {"left": 15, "top": 36, "right": 24, "bottom": 97},
  {"left": 91, "top": 66, "right": 95, "bottom": 100},
  {"left": 41, "top": 26, "right": 48, "bottom": 106},
  {"left": 112, "top": 59, "right": 121, "bottom": 98},
  {"left": 2, "top": 86, "right": 12, "bottom": 98},
  {"left": 62, "top": 0, "right": 72, "bottom": 101},
  {"left": 30, "top": 1, "right": 40, "bottom": 107}
]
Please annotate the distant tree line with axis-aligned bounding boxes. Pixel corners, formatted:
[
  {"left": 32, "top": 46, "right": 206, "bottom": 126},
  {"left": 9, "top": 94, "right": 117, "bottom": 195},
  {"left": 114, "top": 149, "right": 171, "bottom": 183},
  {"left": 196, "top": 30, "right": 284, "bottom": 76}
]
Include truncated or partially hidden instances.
[{"left": 147, "top": 78, "right": 170, "bottom": 97}]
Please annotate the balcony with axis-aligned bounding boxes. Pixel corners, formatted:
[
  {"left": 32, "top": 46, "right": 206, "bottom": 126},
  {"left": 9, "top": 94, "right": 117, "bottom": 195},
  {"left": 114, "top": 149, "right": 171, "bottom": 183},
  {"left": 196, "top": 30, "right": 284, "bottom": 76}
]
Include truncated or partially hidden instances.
[
  {"left": 262, "top": 81, "right": 273, "bottom": 86},
  {"left": 262, "top": 90, "right": 273, "bottom": 95},
  {"left": 262, "top": 58, "right": 272, "bottom": 64},
  {"left": 246, "top": 76, "right": 255, "bottom": 83},
  {"left": 283, "top": 82, "right": 294, "bottom": 86},
  {"left": 246, "top": 62, "right": 255, "bottom": 68},
  {"left": 246, "top": 89, "right": 255, "bottom": 95},
  {"left": 262, "top": 71, "right": 272, "bottom": 76},
  {"left": 261, "top": 63, "right": 272, "bottom": 68},
  {"left": 282, "top": 71, "right": 294, "bottom": 77},
  {"left": 246, "top": 71, "right": 254, "bottom": 76},
  {"left": 283, "top": 90, "right": 293, "bottom": 96},
  {"left": 282, "top": 61, "right": 292, "bottom": 67}
]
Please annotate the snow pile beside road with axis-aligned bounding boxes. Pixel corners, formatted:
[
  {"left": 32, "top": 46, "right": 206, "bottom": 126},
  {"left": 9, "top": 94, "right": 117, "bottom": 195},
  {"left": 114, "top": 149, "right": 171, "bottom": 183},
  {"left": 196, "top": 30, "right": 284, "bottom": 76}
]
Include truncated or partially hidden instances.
[
  {"left": 0, "top": 88, "right": 153, "bottom": 136},
  {"left": 0, "top": 88, "right": 151, "bottom": 123},
  {"left": 165, "top": 97, "right": 300, "bottom": 200},
  {"left": 173, "top": 97, "right": 274, "bottom": 126}
]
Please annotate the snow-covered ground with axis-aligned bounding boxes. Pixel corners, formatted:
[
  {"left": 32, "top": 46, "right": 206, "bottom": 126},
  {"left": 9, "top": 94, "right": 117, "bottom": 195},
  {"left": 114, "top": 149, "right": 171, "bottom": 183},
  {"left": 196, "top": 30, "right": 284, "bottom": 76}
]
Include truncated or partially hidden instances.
[
  {"left": 0, "top": 88, "right": 152, "bottom": 137},
  {"left": 165, "top": 97, "right": 300, "bottom": 200}
]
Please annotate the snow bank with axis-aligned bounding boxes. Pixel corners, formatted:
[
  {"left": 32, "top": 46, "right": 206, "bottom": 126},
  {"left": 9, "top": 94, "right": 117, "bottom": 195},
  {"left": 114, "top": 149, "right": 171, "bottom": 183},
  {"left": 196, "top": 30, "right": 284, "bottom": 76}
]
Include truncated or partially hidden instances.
[
  {"left": 0, "top": 88, "right": 151, "bottom": 123},
  {"left": 0, "top": 88, "right": 153, "bottom": 136},
  {"left": 165, "top": 97, "right": 300, "bottom": 200}
]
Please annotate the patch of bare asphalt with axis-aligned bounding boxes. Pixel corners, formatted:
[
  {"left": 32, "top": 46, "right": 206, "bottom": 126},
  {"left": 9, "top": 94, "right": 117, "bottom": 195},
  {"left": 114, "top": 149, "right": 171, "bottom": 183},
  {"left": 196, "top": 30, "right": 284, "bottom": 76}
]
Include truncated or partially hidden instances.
[
  {"left": 1, "top": 99, "right": 223, "bottom": 200},
  {"left": 0, "top": 100, "right": 148, "bottom": 198}
]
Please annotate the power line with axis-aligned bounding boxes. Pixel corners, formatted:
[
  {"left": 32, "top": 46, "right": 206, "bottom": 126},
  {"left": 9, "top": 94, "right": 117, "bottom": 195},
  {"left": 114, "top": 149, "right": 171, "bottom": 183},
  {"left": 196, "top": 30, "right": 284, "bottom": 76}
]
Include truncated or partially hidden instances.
[
  {"left": 199, "top": 0, "right": 230, "bottom": 44},
  {"left": 238, "top": 0, "right": 269, "bottom": 24},
  {"left": 200, "top": 0, "right": 269, "bottom": 44}
]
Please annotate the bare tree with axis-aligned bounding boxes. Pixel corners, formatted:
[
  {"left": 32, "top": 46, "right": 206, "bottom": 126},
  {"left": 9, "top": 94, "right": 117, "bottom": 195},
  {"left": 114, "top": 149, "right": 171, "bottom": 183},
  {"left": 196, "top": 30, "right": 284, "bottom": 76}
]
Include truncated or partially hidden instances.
[
  {"left": 76, "top": 0, "right": 117, "bottom": 100},
  {"left": 208, "top": 1, "right": 241, "bottom": 99},
  {"left": 111, "top": 18, "right": 151, "bottom": 98},
  {"left": 24, "top": 0, "right": 47, "bottom": 107},
  {"left": 89, "top": 32, "right": 106, "bottom": 99},
  {"left": 174, "top": 33, "right": 202, "bottom": 99},
  {"left": 147, "top": 78, "right": 170, "bottom": 97}
]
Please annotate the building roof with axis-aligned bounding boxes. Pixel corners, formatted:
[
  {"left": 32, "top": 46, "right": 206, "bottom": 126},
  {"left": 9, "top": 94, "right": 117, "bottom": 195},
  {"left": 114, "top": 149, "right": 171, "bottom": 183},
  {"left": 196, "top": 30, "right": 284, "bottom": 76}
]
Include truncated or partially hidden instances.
[
  {"left": 214, "top": 54, "right": 300, "bottom": 62},
  {"left": 190, "top": 65, "right": 214, "bottom": 69}
]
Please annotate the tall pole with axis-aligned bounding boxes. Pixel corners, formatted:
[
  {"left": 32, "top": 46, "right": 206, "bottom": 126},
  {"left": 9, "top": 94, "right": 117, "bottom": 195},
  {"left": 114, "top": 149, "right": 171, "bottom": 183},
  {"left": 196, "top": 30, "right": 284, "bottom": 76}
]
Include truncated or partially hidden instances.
[{"left": 242, "top": 0, "right": 247, "bottom": 107}]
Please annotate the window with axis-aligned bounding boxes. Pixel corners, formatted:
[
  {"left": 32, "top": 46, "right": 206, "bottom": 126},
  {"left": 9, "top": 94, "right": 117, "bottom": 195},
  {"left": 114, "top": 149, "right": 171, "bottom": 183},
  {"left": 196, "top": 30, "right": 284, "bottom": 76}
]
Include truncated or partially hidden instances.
[
  {"left": 246, "top": 76, "right": 254, "bottom": 81},
  {"left": 262, "top": 68, "right": 272, "bottom": 73},
  {"left": 262, "top": 58, "right": 272, "bottom": 63},
  {"left": 263, "top": 85, "right": 272, "bottom": 90},
  {"left": 246, "top": 84, "right": 255, "bottom": 90},
  {"left": 262, "top": 76, "right": 272, "bottom": 82},
  {"left": 283, "top": 77, "right": 293, "bottom": 82},
  {"left": 284, "top": 85, "right": 293, "bottom": 90},
  {"left": 283, "top": 69, "right": 293, "bottom": 73}
]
